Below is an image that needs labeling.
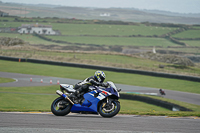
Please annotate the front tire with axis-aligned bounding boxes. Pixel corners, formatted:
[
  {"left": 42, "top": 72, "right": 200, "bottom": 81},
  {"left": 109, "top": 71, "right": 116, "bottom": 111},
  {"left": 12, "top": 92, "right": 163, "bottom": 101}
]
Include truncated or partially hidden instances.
[
  {"left": 51, "top": 97, "right": 72, "bottom": 116},
  {"left": 98, "top": 100, "right": 120, "bottom": 118}
]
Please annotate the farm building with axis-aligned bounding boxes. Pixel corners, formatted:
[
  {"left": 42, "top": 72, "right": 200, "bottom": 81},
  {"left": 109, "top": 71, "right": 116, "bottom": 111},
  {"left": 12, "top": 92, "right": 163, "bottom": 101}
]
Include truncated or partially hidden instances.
[
  {"left": 18, "top": 24, "right": 58, "bottom": 35},
  {"left": 100, "top": 13, "right": 110, "bottom": 17},
  {"left": 0, "top": 10, "right": 9, "bottom": 17}
]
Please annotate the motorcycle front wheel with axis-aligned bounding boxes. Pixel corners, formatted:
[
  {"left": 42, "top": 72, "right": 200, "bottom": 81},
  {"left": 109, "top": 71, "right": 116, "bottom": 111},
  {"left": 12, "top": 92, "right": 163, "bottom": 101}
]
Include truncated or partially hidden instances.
[
  {"left": 51, "top": 97, "right": 72, "bottom": 116},
  {"left": 98, "top": 100, "right": 120, "bottom": 118}
]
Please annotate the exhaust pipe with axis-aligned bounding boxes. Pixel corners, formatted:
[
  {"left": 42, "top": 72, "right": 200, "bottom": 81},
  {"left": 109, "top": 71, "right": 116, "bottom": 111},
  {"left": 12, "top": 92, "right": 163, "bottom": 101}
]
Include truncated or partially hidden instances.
[{"left": 56, "top": 90, "right": 74, "bottom": 105}]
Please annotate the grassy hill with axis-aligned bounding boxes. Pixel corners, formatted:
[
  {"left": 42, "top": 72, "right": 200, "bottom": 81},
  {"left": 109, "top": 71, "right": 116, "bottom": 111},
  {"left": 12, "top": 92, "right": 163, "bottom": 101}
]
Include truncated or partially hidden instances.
[
  {"left": 0, "top": 16, "right": 200, "bottom": 77},
  {"left": 1, "top": 2, "right": 200, "bottom": 24},
  {"left": 1, "top": 17, "right": 199, "bottom": 54}
]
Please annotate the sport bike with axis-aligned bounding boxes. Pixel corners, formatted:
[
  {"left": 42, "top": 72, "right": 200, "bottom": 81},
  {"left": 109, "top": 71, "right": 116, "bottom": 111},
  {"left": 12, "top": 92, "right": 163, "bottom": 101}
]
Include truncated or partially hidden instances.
[
  {"left": 51, "top": 81, "right": 121, "bottom": 118},
  {"left": 159, "top": 89, "right": 166, "bottom": 95}
]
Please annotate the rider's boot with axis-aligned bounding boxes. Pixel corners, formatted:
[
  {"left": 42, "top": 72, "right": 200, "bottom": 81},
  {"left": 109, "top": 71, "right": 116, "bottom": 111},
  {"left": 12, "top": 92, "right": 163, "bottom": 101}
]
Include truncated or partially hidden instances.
[{"left": 69, "top": 87, "right": 83, "bottom": 100}]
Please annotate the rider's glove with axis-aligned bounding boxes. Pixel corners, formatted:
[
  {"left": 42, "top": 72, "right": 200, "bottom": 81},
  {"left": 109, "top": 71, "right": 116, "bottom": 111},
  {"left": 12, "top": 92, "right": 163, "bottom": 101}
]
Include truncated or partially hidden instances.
[{"left": 101, "top": 82, "right": 109, "bottom": 87}]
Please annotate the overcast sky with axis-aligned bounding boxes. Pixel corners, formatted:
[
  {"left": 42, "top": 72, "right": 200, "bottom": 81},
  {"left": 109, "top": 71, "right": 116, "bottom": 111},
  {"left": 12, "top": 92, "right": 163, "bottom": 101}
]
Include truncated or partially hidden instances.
[{"left": 2, "top": 0, "right": 200, "bottom": 13}]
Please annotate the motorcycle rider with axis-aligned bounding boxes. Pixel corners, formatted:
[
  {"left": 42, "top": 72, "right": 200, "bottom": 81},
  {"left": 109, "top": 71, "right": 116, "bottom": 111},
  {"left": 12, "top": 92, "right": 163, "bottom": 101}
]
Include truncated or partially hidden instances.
[
  {"left": 69, "top": 70, "right": 108, "bottom": 100},
  {"left": 159, "top": 88, "right": 165, "bottom": 95}
]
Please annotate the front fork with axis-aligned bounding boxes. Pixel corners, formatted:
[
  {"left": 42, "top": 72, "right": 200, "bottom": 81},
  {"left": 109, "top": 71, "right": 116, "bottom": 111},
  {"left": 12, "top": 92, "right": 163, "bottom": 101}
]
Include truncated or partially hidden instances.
[
  {"left": 102, "top": 97, "right": 108, "bottom": 108},
  {"left": 102, "top": 97, "right": 112, "bottom": 108}
]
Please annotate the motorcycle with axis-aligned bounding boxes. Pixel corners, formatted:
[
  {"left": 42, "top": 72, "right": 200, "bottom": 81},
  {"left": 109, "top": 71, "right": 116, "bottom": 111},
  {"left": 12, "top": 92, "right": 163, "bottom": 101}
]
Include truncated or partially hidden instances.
[
  {"left": 159, "top": 89, "right": 166, "bottom": 95},
  {"left": 51, "top": 81, "right": 121, "bottom": 118}
]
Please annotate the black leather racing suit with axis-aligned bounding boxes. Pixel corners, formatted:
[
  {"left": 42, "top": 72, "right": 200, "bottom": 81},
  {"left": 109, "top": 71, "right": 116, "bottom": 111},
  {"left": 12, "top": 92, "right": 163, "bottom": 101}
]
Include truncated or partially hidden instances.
[{"left": 74, "top": 76, "right": 104, "bottom": 94}]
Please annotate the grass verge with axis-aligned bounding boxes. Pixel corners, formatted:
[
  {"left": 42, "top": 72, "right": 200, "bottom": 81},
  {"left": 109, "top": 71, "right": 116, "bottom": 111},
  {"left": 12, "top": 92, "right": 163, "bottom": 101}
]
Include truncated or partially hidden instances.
[
  {"left": 0, "top": 85, "right": 199, "bottom": 117},
  {"left": 0, "top": 77, "right": 15, "bottom": 83}
]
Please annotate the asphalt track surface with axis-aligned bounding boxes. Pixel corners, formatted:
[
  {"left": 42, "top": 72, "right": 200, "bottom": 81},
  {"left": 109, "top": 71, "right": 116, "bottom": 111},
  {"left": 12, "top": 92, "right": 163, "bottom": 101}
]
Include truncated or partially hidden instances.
[
  {"left": 0, "top": 112, "right": 200, "bottom": 133},
  {"left": 0, "top": 71, "right": 200, "bottom": 105}
]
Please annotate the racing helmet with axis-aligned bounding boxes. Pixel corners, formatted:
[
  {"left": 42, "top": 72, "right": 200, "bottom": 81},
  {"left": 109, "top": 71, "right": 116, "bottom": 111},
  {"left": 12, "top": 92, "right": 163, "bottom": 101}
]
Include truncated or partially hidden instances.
[{"left": 94, "top": 70, "right": 106, "bottom": 83}]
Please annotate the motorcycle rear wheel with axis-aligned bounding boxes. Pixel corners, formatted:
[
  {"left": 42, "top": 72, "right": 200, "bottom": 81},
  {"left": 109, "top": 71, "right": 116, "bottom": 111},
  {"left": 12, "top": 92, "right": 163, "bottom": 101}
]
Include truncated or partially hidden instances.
[
  {"left": 98, "top": 100, "right": 120, "bottom": 118},
  {"left": 51, "top": 97, "right": 72, "bottom": 116}
]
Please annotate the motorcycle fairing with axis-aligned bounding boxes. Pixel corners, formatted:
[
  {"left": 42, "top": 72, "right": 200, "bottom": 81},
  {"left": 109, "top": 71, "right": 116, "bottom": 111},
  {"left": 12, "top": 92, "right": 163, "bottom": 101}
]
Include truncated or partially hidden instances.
[
  {"left": 106, "top": 81, "right": 120, "bottom": 97},
  {"left": 70, "top": 89, "right": 111, "bottom": 113},
  {"left": 60, "top": 84, "right": 75, "bottom": 93}
]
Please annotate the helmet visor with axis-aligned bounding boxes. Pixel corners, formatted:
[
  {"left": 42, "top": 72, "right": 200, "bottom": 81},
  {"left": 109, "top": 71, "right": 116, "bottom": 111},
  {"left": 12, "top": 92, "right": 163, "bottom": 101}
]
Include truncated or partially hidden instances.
[{"left": 99, "top": 74, "right": 105, "bottom": 83}]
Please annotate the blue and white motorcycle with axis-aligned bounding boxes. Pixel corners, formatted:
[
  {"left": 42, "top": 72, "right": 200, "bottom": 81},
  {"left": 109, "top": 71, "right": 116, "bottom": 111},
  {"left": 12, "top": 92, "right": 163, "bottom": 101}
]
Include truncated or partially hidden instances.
[{"left": 51, "top": 81, "right": 121, "bottom": 118}]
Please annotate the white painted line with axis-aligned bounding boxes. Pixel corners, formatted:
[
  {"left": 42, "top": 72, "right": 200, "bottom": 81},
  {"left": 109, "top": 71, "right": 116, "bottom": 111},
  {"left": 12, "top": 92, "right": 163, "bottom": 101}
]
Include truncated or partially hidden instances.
[{"left": 12, "top": 78, "right": 18, "bottom": 83}]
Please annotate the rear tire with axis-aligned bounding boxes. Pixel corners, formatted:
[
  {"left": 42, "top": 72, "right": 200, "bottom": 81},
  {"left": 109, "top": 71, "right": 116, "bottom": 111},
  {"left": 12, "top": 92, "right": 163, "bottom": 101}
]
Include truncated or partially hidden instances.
[
  {"left": 98, "top": 100, "right": 120, "bottom": 118},
  {"left": 51, "top": 97, "right": 72, "bottom": 116}
]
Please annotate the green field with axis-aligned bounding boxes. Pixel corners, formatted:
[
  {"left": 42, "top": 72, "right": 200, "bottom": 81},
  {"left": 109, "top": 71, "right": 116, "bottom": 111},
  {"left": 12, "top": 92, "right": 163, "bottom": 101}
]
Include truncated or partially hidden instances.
[
  {"left": 1, "top": 18, "right": 200, "bottom": 56},
  {"left": 172, "top": 30, "right": 200, "bottom": 38},
  {"left": 0, "top": 33, "right": 177, "bottom": 47},
  {"left": 0, "top": 22, "right": 177, "bottom": 36},
  {"left": 0, "top": 60, "right": 200, "bottom": 94},
  {"left": 0, "top": 33, "right": 60, "bottom": 45},
  {"left": 51, "top": 23, "right": 176, "bottom": 36},
  {"left": 0, "top": 22, "right": 27, "bottom": 28},
  {"left": 47, "top": 36, "right": 177, "bottom": 47},
  {"left": 180, "top": 40, "right": 200, "bottom": 47}
]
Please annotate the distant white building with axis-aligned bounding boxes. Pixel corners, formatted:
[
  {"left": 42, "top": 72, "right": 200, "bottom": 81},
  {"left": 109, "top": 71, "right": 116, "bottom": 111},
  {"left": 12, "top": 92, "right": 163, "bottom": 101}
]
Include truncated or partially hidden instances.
[
  {"left": 18, "top": 24, "right": 57, "bottom": 35},
  {"left": 0, "top": 10, "right": 9, "bottom": 17},
  {"left": 100, "top": 13, "right": 110, "bottom": 17}
]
